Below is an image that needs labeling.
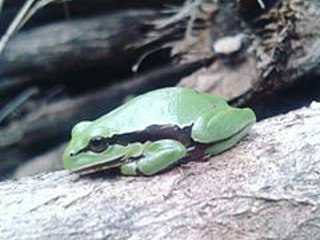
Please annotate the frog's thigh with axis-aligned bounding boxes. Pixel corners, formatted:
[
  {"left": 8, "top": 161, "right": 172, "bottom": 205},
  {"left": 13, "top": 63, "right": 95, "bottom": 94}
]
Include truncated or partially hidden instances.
[
  {"left": 205, "top": 125, "right": 251, "bottom": 155},
  {"left": 120, "top": 139, "right": 187, "bottom": 176},
  {"left": 191, "top": 107, "right": 255, "bottom": 143}
]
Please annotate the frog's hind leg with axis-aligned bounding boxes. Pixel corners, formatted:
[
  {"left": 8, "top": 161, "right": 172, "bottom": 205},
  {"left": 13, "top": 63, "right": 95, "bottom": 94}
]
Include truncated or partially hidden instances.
[
  {"left": 205, "top": 124, "right": 252, "bottom": 155},
  {"left": 191, "top": 106, "right": 255, "bottom": 153},
  {"left": 120, "top": 139, "right": 187, "bottom": 176}
]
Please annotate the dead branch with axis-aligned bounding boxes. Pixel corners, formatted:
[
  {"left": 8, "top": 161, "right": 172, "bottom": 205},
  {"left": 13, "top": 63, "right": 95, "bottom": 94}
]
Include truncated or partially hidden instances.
[{"left": 0, "top": 9, "right": 157, "bottom": 91}]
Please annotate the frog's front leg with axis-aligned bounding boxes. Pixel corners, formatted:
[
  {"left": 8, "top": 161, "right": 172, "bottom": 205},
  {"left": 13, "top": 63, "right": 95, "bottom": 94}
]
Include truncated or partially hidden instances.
[
  {"left": 191, "top": 106, "right": 256, "bottom": 154},
  {"left": 120, "top": 139, "right": 187, "bottom": 176}
]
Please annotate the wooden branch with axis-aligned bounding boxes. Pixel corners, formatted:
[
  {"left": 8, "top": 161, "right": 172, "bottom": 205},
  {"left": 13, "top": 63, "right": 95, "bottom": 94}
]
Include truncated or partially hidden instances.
[{"left": 1, "top": 102, "right": 320, "bottom": 239}]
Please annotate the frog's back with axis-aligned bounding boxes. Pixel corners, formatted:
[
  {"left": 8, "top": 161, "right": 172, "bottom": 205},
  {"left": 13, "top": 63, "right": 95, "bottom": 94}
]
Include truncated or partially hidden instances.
[{"left": 96, "top": 87, "right": 226, "bottom": 134}]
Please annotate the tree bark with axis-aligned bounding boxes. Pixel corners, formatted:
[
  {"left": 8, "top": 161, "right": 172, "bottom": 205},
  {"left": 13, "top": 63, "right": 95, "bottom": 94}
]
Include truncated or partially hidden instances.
[
  {"left": 1, "top": 102, "right": 320, "bottom": 240},
  {"left": 176, "top": 0, "right": 320, "bottom": 103}
]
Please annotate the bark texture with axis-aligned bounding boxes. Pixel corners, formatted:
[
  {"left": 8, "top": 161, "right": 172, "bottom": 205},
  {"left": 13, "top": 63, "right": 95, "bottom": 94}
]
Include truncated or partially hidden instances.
[
  {"left": 175, "top": 0, "right": 320, "bottom": 103},
  {"left": 0, "top": 9, "right": 157, "bottom": 91},
  {"left": 1, "top": 102, "right": 320, "bottom": 240}
]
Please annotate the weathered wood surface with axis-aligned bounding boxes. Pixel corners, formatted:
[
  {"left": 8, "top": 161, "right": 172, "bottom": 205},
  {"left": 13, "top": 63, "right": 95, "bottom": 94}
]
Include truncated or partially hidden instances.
[{"left": 1, "top": 102, "right": 320, "bottom": 240}]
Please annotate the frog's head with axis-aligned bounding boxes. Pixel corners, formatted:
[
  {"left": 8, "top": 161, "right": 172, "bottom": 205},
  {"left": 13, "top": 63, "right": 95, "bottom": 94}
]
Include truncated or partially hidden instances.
[{"left": 63, "top": 121, "right": 131, "bottom": 173}]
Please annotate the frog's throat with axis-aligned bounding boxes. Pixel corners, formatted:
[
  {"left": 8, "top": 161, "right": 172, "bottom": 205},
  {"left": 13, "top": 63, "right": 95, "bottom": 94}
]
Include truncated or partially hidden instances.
[{"left": 75, "top": 156, "right": 129, "bottom": 175}]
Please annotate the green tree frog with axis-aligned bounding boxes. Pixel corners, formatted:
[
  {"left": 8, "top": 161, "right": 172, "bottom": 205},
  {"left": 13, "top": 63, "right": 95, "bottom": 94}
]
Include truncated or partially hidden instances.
[{"left": 63, "top": 87, "right": 256, "bottom": 175}]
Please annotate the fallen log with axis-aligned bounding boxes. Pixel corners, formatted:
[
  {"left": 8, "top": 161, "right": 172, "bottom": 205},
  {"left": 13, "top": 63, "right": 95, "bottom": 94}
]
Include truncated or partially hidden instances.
[
  {"left": 1, "top": 102, "right": 320, "bottom": 239},
  {"left": 0, "top": 9, "right": 157, "bottom": 92}
]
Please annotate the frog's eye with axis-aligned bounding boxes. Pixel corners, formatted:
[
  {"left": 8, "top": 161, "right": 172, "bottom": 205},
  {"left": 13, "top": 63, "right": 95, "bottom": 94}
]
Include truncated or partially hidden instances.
[{"left": 89, "top": 136, "right": 108, "bottom": 153}]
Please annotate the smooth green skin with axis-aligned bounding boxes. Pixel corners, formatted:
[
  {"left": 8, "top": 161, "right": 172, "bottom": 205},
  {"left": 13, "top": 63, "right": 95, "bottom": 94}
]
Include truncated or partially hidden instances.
[{"left": 63, "top": 87, "right": 256, "bottom": 175}]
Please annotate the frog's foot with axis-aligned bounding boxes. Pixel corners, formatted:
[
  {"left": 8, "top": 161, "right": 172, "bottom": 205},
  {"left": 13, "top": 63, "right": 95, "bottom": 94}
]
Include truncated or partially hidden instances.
[
  {"left": 120, "top": 139, "right": 187, "bottom": 176},
  {"left": 191, "top": 106, "right": 256, "bottom": 145},
  {"left": 205, "top": 124, "right": 252, "bottom": 155}
]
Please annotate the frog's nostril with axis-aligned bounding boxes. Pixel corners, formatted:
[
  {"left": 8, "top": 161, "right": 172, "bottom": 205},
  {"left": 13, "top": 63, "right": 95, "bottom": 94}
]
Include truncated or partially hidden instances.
[{"left": 70, "top": 152, "right": 75, "bottom": 157}]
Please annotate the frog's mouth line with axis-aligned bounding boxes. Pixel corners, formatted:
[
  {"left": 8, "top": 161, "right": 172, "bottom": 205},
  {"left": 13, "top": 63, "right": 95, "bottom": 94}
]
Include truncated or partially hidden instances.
[{"left": 75, "top": 157, "right": 128, "bottom": 175}]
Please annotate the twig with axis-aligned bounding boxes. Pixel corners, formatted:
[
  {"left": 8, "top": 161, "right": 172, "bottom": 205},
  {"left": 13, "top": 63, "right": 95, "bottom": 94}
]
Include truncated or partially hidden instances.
[
  {"left": 0, "top": 87, "right": 38, "bottom": 124},
  {"left": 0, "top": 0, "right": 70, "bottom": 54},
  {"left": 16, "top": 0, "right": 69, "bottom": 31},
  {"left": 0, "top": 0, "right": 4, "bottom": 15},
  {"left": 0, "top": 0, "right": 36, "bottom": 54},
  {"left": 256, "top": 0, "right": 266, "bottom": 9}
]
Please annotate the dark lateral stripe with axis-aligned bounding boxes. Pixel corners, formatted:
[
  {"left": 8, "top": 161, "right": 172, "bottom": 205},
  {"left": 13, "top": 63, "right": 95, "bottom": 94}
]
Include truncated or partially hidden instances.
[
  {"left": 110, "top": 124, "right": 192, "bottom": 146},
  {"left": 75, "top": 124, "right": 193, "bottom": 156}
]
